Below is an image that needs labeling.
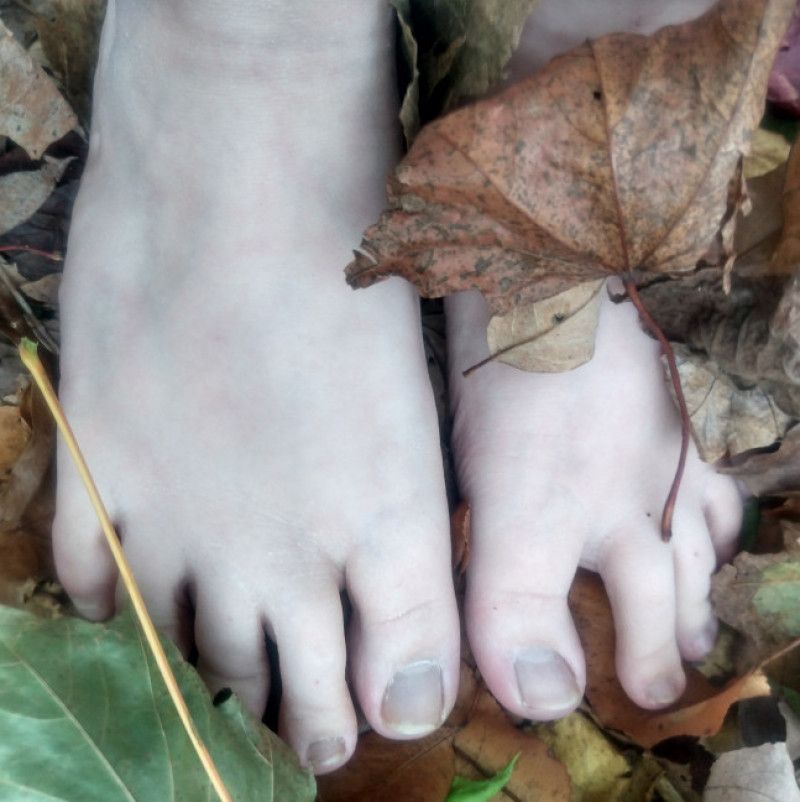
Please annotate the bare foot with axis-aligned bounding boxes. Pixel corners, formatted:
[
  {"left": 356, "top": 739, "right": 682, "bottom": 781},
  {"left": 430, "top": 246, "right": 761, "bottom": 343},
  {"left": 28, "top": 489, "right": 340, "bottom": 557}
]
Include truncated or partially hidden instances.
[
  {"left": 448, "top": 0, "right": 742, "bottom": 719},
  {"left": 55, "top": 0, "right": 458, "bottom": 773}
]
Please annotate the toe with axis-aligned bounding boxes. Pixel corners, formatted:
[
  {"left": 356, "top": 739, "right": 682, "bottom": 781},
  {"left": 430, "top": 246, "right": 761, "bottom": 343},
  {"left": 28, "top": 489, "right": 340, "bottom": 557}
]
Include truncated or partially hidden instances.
[
  {"left": 347, "top": 530, "right": 459, "bottom": 739},
  {"left": 272, "top": 585, "right": 356, "bottom": 775},
  {"left": 599, "top": 528, "right": 685, "bottom": 709},
  {"left": 671, "top": 516, "right": 718, "bottom": 661},
  {"left": 703, "top": 474, "right": 743, "bottom": 565},
  {"left": 52, "top": 469, "right": 118, "bottom": 621},
  {"left": 193, "top": 588, "right": 270, "bottom": 719},
  {"left": 466, "top": 512, "right": 585, "bottom": 720}
]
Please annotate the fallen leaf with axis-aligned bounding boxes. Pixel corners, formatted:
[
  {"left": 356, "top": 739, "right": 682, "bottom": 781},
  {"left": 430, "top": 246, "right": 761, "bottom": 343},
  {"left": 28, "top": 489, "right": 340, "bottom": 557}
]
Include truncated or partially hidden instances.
[
  {"left": 347, "top": 0, "right": 793, "bottom": 354},
  {"left": 534, "top": 713, "right": 631, "bottom": 802},
  {"left": 0, "top": 604, "right": 316, "bottom": 800},
  {"left": 672, "top": 344, "right": 794, "bottom": 463},
  {"left": 767, "top": 2, "right": 800, "bottom": 117},
  {"left": 722, "top": 423, "right": 800, "bottom": 497},
  {"left": 712, "top": 551, "right": 800, "bottom": 652},
  {"left": 773, "top": 137, "right": 800, "bottom": 272},
  {"left": 34, "top": 0, "right": 106, "bottom": 125},
  {"left": 0, "top": 402, "right": 30, "bottom": 474},
  {"left": 453, "top": 688, "right": 571, "bottom": 802},
  {"left": 486, "top": 279, "right": 603, "bottom": 372},
  {"left": 571, "top": 572, "right": 770, "bottom": 749},
  {"left": 0, "top": 19, "right": 77, "bottom": 159},
  {"left": 743, "top": 127, "right": 792, "bottom": 179},
  {"left": 0, "top": 156, "right": 70, "bottom": 237},
  {"left": 703, "top": 742, "right": 800, "bottom": 801}
]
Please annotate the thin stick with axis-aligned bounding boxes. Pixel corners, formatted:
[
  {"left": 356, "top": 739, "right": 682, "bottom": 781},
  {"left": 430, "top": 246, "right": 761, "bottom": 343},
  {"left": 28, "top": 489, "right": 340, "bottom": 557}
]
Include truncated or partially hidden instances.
[
  {"left": 622, "top": 278, "right": 689, "bottom": 541},
  {"left": 18, "top": 338, "right": 233, "bottom": 802}
]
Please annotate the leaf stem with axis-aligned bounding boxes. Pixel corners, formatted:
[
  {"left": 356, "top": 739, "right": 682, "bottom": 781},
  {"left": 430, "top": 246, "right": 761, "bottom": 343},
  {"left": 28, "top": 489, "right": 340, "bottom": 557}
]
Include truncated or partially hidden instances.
[
  {"left": 0, "top": 245, "right": 62, "bottom": 261},
  {"left": 17, "top": 339, "right": 233, "bottom": 802},
  {"left": 622, "top": 278, "right": 689, "bottom": 541}
]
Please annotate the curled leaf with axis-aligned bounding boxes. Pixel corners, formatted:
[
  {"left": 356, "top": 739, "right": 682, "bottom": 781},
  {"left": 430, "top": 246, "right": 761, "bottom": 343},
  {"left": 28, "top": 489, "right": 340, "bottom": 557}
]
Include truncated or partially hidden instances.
[{"left": 348, "top": 0, "right": 793, "bottom": 338}]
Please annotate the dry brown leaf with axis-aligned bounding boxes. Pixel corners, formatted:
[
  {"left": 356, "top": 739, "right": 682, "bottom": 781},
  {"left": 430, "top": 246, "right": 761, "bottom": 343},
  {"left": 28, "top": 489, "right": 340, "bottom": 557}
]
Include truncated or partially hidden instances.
[
  {"left": 0, "top": 156, "right": 70, "bottom": 237},
  {"left": 487, "top": 279, "right": 603, "bottom": 372},
  {"left": 722, "top": 423, "right": 800, "bottom": 496},
  {"left": 453, "top": 689, "right": 571, "bottom": 802},
  {"left": 0, "top": 403, "right": 31, "bottom": 474},
  {"left": 772, "top": 126, "right": 800, "bottom": 273},
  {"left": 347, "top": 0, "right": 793, "bottom": 340},
  {"left": 570, "top": 572, "right": 770, "bottom": 749},
  {"left": 34, "top": 0, "right": 106, "bottom": 125},
  {"left": 673, "top": 345, "right": 794, "bottom": 463},
  {"left": 0, "top": 20, "right": 77, "bottom": 158}
]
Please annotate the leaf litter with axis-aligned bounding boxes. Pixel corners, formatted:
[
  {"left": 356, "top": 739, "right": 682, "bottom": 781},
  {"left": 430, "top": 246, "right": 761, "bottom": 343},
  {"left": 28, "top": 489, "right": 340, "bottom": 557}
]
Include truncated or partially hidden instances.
[{"left": 1, "top": 0, "right": 800, "bottom": 799}]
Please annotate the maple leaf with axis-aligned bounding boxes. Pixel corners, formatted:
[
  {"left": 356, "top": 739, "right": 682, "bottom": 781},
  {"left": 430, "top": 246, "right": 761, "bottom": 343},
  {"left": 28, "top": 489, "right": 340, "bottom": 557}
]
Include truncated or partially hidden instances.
[{"left": 347, "top": 0, "right": 793, "bottom": 325}]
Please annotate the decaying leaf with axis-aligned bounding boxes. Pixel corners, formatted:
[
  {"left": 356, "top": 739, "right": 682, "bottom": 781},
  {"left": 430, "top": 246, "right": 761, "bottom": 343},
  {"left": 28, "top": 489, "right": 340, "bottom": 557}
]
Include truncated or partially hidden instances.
[
  {"left": 34, "top": 0, "right": 107, "bottom": 125},
  {"left": 703, "top": 742, "right": 800, "bottom": 801},
  {"left": 452, "top": 689, "right": 571, "bottom": 802},
  {"left": 712, "top": 551, "right": 800, "bottom": 654},
  {"left": 0, "top": 19, "right": 77, "bottom": 158},
  {"left": 0, "top": 604, "right": 316, "bottom": 800},
  {"left": 743, "top": 127, "right": 792, "bottom": 179},
  {"left": 773, "top": 136, "right": 800, "bottom": 272},
  {"left": 571, "top": 572, "right": 770, "bottom": 749},
  {"left": 673, "top": 344, "right": 794, "bottom": 463},
  {"left": 486, "top": 279, "right": 604, "bottom": 372},
  {"left": 722, "top": 423, "right": 800, "bottom": 497},
  {"left": 534, "top": 713, "right": 631, "bottom": 802},
  {"left": 348, "top": 0, "right": 793, "bottom": 373},
  {"left": 0, "top": 156, "right": 71, "bottom": 238}
]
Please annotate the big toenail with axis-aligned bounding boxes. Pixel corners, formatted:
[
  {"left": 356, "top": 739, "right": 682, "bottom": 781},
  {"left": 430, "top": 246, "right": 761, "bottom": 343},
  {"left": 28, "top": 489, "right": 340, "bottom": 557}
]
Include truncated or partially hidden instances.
[
  {"left": 514, "top": 647, "right": 582, "bottom": 714},
  {"left": 646, "top": 675, "right": 684, "bottom": 707},
  {"left": 381, "top": 660, "right": 444, "bottom": 735},
  {"left": 306, "top": 736, "right": 346, "bottom": 774}
]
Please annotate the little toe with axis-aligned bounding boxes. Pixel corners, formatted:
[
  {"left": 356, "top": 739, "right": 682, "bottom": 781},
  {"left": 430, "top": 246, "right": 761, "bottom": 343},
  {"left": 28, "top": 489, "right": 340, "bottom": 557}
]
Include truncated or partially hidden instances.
[
  {"left": 599, "top": 528, "right": 685, "bottom": 709},
  {"left": 272, "top": 587, "right": 356, "bottom": 775},
  {"left": 466, "top": 512, "right": 586, "bottom": 720},
  {"left": 703, "top": 474, "right": 744, "bottom": 565},
  {"left": 52, "top": 471, "right": 118, "bottom": 621},
  {"left": 193, "top": 589, "right": 270, "bottom": 719},
  {"left": 671, "top": 517, "right": 719, "bottom": 661},
  {"left": 347, "top": 533, "right": 459, "bottom": 739}
]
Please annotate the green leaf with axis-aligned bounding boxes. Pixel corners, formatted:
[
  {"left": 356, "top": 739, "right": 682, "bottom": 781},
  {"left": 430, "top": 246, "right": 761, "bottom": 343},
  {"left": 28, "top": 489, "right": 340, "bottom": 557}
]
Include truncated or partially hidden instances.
[
  {"left": 403, "top": 0, "right": 539, "bottom": 123},
  {"left": 445, "top": 753, "right": 519, "bottom": 802},
  {"left": 0, "top": 604, "right": 315, "bottom": 802},
  {"left": 753, "top": 561, "right": 800, "bottom": 638}
]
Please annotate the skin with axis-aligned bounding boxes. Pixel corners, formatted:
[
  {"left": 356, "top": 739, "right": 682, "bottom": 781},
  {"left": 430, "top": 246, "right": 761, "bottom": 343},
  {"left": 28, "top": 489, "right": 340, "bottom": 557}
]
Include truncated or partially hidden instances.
[{"left": 55, "top": 0, "right": 741, "bottom": 775}]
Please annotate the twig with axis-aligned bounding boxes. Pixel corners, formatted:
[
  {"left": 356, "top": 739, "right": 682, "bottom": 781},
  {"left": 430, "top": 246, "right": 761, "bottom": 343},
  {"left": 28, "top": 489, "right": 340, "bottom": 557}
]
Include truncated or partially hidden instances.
[
  {"left": 18, "top": 338, "right": 233, "bottom": 802},
  {"left": 622, "top": 277, "right": 689, "bottom": 541}
]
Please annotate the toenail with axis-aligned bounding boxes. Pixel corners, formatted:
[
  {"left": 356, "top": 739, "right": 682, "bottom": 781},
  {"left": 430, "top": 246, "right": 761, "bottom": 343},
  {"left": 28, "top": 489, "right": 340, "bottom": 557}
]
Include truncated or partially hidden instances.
[
  {"left": 690, "top": 619, "right": 718, "bottom": 658},
  {"left": 306, "top": 736, "right": 346, "bottom": 774},
  {"left": 381, "top": 660, "right": 444, "bottom": 736},
  {"left": 646, "top": 675, "right": 684, "bottom": 707},
  {"left": 514, "top": 647, "right": 582, "bottom": 714}
]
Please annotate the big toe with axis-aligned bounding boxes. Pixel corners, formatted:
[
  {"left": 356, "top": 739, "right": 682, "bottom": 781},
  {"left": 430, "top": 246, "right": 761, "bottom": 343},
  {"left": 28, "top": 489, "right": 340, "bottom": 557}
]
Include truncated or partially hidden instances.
[
  {"left": 347, "top": 526, "right": 460, "bottom": 739},
  {"left": 465, "top": 502, "right": 586, "bottom": 719}
]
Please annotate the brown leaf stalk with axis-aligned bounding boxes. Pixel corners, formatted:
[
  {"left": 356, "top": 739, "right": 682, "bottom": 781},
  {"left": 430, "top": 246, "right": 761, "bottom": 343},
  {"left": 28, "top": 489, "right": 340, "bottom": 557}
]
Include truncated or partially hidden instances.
[
  {"left": 622, "top": 277, "right": 689, "bottom": 541},
  {"left": 18, "top": 339, "right": 233, "bottom": 802}
]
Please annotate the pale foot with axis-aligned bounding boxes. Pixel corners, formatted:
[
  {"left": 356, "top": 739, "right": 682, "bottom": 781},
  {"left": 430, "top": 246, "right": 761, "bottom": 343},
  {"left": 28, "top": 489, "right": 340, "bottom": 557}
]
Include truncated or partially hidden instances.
[
  {"left": 54, "top": 0, "right": 458, "bottom": 773},
  {"left": 448, "top": 0, "right": 741, "bottom": 719}
]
